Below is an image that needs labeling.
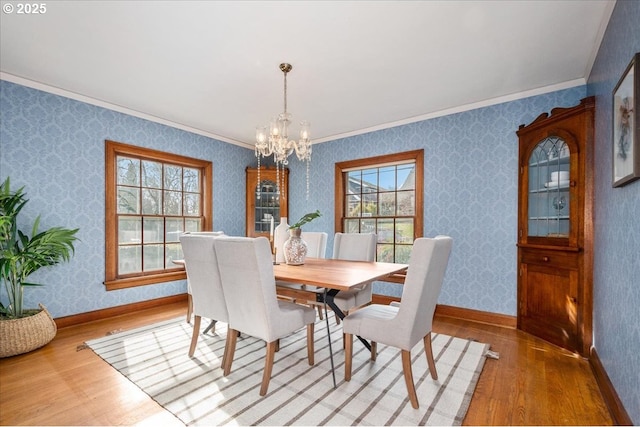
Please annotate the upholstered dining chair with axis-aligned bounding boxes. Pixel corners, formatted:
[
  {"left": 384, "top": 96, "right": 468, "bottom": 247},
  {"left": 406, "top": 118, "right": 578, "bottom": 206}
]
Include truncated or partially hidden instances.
[
  {"left": 275, "top": 231, "right": 328, "bottom": 318},
  {"left": 343, "top": 235, "right": 453, "bottom": 409},
  {"left": 180, "top": 231, "right": 225, "bottom": 323},
  {"left": 331, "top": 232, "right": 377, "bottom": 321},
  {"left": 214, "top": 236, "right": 316, "bottom": 396},
  {"left": 179, "top": 233, "right": 228, "bottom": 359}
]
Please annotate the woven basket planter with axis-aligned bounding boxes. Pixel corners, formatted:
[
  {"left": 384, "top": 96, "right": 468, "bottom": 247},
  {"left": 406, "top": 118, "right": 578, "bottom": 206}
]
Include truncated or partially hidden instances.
[{"left": 0, "top": 304, "right": 57, "bottom": 358}]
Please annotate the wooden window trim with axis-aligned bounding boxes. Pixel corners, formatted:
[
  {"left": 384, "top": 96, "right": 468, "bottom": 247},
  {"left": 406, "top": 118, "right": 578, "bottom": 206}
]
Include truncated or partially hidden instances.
[
  {"left": 104, "top": 140, "right": 212, "bottom": 290},
  {"left": 334, "top": 149, "right": 424, "bottom": 239}
]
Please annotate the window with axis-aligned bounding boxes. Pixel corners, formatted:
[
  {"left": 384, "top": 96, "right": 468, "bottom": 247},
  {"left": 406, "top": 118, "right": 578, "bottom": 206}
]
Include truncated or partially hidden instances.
[
  {"left": 335, "top": 150, "right": 423, "bottom": 264},
  {"left": 105, "top": 140, "right": 212, "bottom": 290}
]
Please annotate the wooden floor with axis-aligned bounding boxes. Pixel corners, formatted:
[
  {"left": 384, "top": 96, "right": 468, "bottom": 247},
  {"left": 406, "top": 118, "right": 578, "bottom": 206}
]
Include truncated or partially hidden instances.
[{"left": 0, "top": 301, "right": 613, "bottom": 426}]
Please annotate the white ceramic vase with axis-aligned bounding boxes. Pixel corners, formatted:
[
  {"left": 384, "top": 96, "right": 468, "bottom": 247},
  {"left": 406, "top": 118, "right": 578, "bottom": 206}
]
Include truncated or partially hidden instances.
[
  {"left": 283, "top": 228, "right": 308, "bottom": 265},
  {"left": 273, "top": 217, "right": 289, "bottom": 264}
]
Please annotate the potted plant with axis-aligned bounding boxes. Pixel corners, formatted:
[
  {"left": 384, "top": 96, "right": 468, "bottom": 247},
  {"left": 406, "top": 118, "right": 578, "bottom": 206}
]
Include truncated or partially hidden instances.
[
  {"left": 0, "top": 177, "right": 79, "bottom": 357},
  {"left": 284, "top": 210, "right": 321, "bottom": 265}
]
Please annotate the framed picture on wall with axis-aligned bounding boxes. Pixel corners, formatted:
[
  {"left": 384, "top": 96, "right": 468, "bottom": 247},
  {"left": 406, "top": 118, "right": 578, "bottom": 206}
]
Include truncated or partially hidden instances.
[{"left": 612, "top": 52, "right": 640, "bottom": 187}]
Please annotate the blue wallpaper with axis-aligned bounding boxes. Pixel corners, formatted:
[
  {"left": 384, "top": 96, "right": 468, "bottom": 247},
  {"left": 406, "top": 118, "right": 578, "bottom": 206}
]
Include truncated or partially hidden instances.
[
  {"left": 287, "top": 87, "right": 586, "bottom": 315},
  {"left": 0, "top": 80, "right": 255, "bottom": 318},
  {"left": 587, "top": 0, "right": 640, "bottom": 423}
]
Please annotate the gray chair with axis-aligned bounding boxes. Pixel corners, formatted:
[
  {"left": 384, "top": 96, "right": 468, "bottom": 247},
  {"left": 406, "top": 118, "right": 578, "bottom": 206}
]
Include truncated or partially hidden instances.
[
  {"left": 214, "top": 236, "right": 316, "bottom": 396},
  {"left": 343, "top": 235, "right": 453, "bottom": 409},
  {"left": 179, "top": 233, "right": 228, "bottom": 358},
  {"left": 331, "top": 232, "right": 377, "bottom": 319},
  {"left": 275, "top": 231, "right": 328, "bottom": 318},
  {"left": 180, "top": 231, "right": 225, "bottom": 323}
]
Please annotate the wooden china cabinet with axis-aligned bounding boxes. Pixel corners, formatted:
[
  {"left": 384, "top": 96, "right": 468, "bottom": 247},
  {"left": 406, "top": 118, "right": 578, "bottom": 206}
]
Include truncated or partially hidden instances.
[
  {"left": 245, "top": 166, "right": 288, "bottom": 238},
  {"left": 516, "top": 96, "right": 594, "bottom": 356}
]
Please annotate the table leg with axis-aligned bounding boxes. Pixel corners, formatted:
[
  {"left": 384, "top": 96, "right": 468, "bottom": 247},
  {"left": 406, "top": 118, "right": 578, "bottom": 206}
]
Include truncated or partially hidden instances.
[
  {"left": 322, "top": 289, "right": 337, "bottom": 388},
  {"left": 202, "top": 320, "right": 217, "bottom": 335},
  {"left": 320, "top": 289, "right": 372, "bottom": 351}
]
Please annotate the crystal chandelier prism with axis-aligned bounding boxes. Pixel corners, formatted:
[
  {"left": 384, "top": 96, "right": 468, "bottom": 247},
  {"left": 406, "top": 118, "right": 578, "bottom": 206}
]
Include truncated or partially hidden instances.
[{"left": 255, "top": 63, "right": 312, "bottom": 200}]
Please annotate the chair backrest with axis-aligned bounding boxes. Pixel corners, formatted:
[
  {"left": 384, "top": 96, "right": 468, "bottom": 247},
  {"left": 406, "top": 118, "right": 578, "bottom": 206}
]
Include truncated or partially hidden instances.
[
  {"left": 397, "top": 235, "right": 453, "bottom": 345},
  {"left": 213, "top": 236, "right": 283, "bottom": 342},
  {"left": 332, "top": 232, "right": 376, "bottom": 261},
  {"left": 300, "top": 231, "right": 328, "bottom": 259},
  {"left": 179, "top": 233, "right": 228, "bottom": 323}
]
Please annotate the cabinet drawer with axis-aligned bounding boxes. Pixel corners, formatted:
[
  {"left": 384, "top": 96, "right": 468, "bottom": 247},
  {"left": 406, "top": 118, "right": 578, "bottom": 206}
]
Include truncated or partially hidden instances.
[{"left": 520, "top": 249, "right": 578, "bottom": 269}]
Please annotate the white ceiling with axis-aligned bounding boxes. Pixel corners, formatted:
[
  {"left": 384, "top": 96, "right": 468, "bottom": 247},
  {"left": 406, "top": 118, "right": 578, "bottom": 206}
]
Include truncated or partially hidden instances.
[{"left": 0, "top": 1, "right": 615, "bottom": 149}]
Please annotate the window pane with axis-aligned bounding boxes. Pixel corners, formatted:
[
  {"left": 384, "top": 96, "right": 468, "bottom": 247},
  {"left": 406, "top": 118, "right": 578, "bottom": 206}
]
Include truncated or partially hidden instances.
[
  {"left": 361, "top": 218, "right": 375, "bottom": 234},
  {"left": 119, "top": 245, "right": 141, "bottom": 274},
  {"left": 347, "top": 194, "right": 361, "bottom": 216},
  {"left": 142, "top": 188, "right": 161, "bottom": 214},
  {"left": 362, "top": 169, "right": 377, "bottom": 193},
  {"left": 143, "top": 217, "right": 163, "bottom": 244},
  {"left": 183, "top": 168, "right": 200, "bottom": 192},
  {"left": 141, "top": 160, "right": 162, "bottom": 188},
  {"left": 143, "top": 244, "right": 164, "bottom": 271},
  {"left": 377, "top": 244, "right": 394, "bottom": 263},
  {"left": 379, "top": 192, "right": 396, "bottom": 216},
  {"left": 347, "top": 171, "right": 361, "bottom": 193},
  {"left": 118, "top": 217, "right": 141, "bottom": 244},
  {"left": 379, "top": 166, "right": 396, "bottom": 191},
  {"left": 396, "top": 244, "right": 412, "bottom": 264},
  {"left": 164, "top": 165, "right": 182, "bottom": 190},
  {"left": 166, "top": 218, "right": 183, "bottom": 242},
  {"left": 397, "top": 164, "right": 415, "bottom": 190},
  {"left": 344, "top": 219, "right": 359, "bottom": 233},
  {"left": 117, "top": 157, "right": 139, "bottom": 186},
  {"left": 396, "top": 218, "right": 414, "bottom": 243},
  {"left": 164, "top": 190, "right": 182, "bottom": 215},
  {"left": 362, "top": 193, "right": 377, "bottom": 216},
  {"left": 117, "top": 186, "right": 139, "bottom": 214},
  {"left": 184, "top": 193, "right": 200, "bottom": 216},
  {"left": 166, "top": 242, "right": 182, "bottom": 265},
  {"left": 377, "top": 218, "right": 395, "bottom": 243},
  {"left": 185, "top": 219, "right": 201, "bottom": 232},
  {"left": 397, "top": 190, "right": 415, "bottom": 216}
]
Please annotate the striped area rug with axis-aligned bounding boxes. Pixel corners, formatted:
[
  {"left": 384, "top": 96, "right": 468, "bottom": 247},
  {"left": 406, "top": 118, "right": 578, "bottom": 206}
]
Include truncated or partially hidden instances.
[{"left": 86, "top": 316, "right": 489, "bottom": 426}]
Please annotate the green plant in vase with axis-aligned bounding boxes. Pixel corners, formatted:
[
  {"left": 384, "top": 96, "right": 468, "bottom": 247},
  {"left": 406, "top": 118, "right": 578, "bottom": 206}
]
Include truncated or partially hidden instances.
[
  {"left": 288, "top": 210, "right": 322, "bottom": 230},
  {"left": 1, "top": 177, "right": 79, "bottom": 357},
  {"left": 284, "top": 210, "right": 321, "bottom": 265}
]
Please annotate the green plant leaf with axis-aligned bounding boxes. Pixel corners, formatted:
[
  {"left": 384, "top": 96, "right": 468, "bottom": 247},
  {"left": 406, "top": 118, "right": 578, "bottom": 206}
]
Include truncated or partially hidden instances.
[{"left": 289, "top": 210, "right": 321, "bottom": 229}]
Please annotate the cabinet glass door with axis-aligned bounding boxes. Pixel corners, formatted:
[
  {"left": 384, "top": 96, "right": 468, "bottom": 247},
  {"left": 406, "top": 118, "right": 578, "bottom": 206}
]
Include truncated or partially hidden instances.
[
  {"left": 254, "top": 179, "right": 281, "bottom": 234},
  {"left": 528, "top": 136, "right": 571, "bottom": 238}
]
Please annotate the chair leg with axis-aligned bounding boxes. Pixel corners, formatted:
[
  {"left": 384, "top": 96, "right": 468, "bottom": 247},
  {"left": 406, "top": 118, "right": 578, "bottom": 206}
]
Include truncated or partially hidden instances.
[
  {"left": 188, "top": 315, "right": 201, "bottom": 357},
  {"left": 186, "top": 294, "right": 193, "bottom": 323},
  {"left": 370, "top": 341, "right": 377, "bottom": 361},
  {"left": 260, "top": 341, "right": 277, "bottom": 396},
  {"left": 223, "top": 328, "right": 238, "bottom": 376},
  {"left": 344, "top": 333, "right": 353, "bottom": 381},
  {"left": 315, "top": 304, "right": 324, "bottom": 320},
  {"left": 306, "top": 323, "right": 315, "bottom": 365},
  {"left": 401, "top": 350, "right": 419, "bottom": 409},
  {"left": 423, "top": 332, "right": 438, "bottom": 380}
]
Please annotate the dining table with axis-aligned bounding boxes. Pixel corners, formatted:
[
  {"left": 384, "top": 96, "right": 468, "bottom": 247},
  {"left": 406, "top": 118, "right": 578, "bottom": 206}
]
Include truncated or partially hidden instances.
[{"left": 273, "top": 257, "right": 408, "bottom": 387}]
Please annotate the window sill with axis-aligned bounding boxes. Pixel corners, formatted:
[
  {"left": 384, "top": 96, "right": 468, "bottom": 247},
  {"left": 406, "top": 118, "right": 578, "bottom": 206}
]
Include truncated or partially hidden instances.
[{"left": 105, "top": 270, "right": 187, "bottom": 291}]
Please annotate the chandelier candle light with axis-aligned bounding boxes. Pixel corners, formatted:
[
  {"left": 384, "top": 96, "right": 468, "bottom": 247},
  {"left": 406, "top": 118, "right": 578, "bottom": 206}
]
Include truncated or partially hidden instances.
[{"left": 255, "top": 63, "right": 312, "bottom": 200}]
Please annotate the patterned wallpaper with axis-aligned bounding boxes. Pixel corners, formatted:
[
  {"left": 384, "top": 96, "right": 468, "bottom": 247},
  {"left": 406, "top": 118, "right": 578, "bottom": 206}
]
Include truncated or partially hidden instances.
[
  {"left": 1, "top": 77, "right": 586, "bottom": 320},
  {"left": 287, "top": 87, "right": 586, "bottom": 315},
  {"left": 587, "top": 0, "right": 640, "bottom": 423},
  {"left": 0, "top": 80, "right": 255, "bottom": 318}
]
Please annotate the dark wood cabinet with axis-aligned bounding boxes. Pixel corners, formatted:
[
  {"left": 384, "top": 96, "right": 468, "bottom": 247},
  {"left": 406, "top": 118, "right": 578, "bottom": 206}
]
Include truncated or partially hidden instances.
[
  {"left": 516, "top": 96, "right": 594, "bottom": 356},
  {"left": 245, "top": 166, "right": 288, "bottom": 238}
]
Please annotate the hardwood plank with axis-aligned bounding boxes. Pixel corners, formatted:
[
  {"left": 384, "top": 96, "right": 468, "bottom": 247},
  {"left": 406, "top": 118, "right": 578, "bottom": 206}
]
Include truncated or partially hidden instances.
[{"left": 0, "top": 301, "right": 614, "bottom": 426}]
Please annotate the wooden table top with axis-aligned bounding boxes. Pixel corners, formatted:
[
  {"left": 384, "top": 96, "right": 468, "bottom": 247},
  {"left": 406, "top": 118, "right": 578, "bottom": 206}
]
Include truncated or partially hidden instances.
[{"left": 273, "top": 258, "right": 408, "bottom": 291}]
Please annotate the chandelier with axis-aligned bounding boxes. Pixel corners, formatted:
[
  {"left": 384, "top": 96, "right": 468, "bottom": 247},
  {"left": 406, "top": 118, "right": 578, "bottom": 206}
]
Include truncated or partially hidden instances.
[{"left": 255, "top": 63, "right": 312, "bottom": 200}]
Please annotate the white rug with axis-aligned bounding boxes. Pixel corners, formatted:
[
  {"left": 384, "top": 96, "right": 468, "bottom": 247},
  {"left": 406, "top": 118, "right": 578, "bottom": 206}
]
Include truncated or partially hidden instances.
[{"left": 86, "top": 316, "right": 489, "bottom": 426}]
